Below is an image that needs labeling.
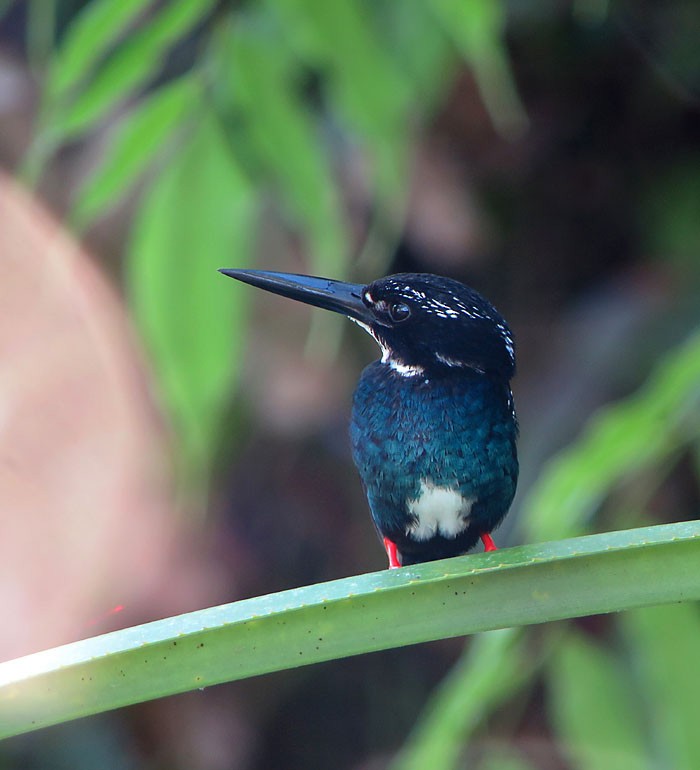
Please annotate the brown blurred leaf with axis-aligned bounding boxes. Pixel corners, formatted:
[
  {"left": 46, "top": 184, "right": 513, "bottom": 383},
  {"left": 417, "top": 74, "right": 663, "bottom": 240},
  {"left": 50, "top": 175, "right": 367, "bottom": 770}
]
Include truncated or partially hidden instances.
[{"left": 0, "top": 173, "right": 214, "bottom": 659}]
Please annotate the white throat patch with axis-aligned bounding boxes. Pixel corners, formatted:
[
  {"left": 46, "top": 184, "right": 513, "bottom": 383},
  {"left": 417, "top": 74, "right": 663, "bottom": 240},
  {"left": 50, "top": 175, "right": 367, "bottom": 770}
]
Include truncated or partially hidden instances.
[
  {"left": 349, "top": 317, "right": 424, "bottom": 377},
  {"left": 406, "top": 480, "right": 474, "bottom": 541},
  {"left": 384, "top": 353, "right": 424, "bottom": 377}
]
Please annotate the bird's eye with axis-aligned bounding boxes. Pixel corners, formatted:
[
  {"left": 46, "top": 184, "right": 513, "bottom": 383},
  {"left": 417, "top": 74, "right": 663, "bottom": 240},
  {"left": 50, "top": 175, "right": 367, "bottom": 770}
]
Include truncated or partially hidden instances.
[{"left": 389, "top": 302, "right": 411, "bottom": 322}]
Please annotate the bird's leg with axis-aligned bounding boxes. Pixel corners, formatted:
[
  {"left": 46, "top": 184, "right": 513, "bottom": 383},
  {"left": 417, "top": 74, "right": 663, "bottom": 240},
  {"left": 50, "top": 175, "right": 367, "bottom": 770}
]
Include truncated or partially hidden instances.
[
  {"left": 481, "top": 533, "right": 498, "bottom": 552},
  {"left": 383, "top": 537, "right": 401, "bottom": 568}
]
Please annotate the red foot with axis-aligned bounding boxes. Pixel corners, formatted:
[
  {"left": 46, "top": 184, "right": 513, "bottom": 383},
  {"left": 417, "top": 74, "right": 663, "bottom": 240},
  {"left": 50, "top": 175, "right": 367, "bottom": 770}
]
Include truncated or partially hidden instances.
[
  {"left": 383, "top": 537, "right": 401, "bottom": 569},
  {"left": 481, "top": 533, "right": 498, "bottom": 552}
]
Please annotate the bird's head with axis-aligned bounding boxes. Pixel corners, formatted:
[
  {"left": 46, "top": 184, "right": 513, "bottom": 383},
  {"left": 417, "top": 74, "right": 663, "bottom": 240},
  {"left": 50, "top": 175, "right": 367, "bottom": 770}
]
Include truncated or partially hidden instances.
[
  {"left": 219, "top": 270, "right": 515, "bottom": 380},
  {"left": 356, "top": 273, "right": 514, "bottom": 379}
]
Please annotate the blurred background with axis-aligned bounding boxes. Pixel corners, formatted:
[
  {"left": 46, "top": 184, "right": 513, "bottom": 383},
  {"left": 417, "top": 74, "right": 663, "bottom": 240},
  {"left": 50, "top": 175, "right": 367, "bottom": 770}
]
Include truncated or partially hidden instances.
[{"left": 0, "top": 0, "right": 699, "bottom": 768}]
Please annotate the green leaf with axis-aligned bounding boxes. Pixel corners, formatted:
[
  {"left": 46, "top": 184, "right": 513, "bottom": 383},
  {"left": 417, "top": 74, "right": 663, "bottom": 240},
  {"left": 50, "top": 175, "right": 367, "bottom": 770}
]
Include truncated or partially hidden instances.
[
  {"left": 1, "top": 522, "right": 698, "bottom": 739},
  {"left": 548, "top": 631, "right": 650, "bottom": 770},
  {"left": 523, "top": 327, "right": 700, "bottom": 542},
  {"left": 391, "top": 627, "right": 530, "bottom": 770},
  {"left": 46, "top": 0, "right": 152, "bottom": 101},
  {"left": 622, "top": 603, "right": 700, "bottom": 770},
  {"left": 271, "top": 0, "right": 413, "bottom": 198},
  {"left": 127, "top": 107, "right": 255, "bottom": 483},
  {"left": 272, "top": 0, "right": 412, "bottom": 135},
  {"left": 218, "top": 20, "right": 347, "bottom": 278},
  {"left": 53, "top": 0, "right": 217, "bottom": 141},
  {"left": 375, "top": 2, "right": 454, "bottom": 115},
  {"left": 71, "top": 76, "right": 198, "bottom": 230}
]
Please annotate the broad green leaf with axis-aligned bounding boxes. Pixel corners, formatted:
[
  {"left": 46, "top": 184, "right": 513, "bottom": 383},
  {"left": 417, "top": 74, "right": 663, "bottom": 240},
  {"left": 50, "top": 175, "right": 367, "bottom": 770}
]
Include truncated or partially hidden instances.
[
  {"left": 548, "top": 631, "right": 650, "bottom": 770},
  {"left": 72, "top": 76, "right": 198, "bottom": 229},
  {"left": 127, "top": 108, "right": 255, "bottom": 482},
  {"left": 392, "top": 627, "right": 530, "bottom": 770},
  {"left": 53, "top": 0, "right": 217, "bottom": 141},
  {"left": 622, "top": 604, "right": 700, "bottom": 770},
  {"left": 45, "top": 0, "right": 151, "bottom": 101},
  {"left": 523, "top": 327, "right": 700, "bottom": 541},
  {"left": 1, "top": 522, "right": 699, "bottom": 739}
]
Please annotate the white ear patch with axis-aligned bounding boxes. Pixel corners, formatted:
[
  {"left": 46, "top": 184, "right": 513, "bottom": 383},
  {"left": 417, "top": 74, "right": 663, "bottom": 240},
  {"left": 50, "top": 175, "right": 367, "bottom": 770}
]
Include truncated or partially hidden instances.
[{"left": 406, "top": 480, "right": 474, "bottom": 540}]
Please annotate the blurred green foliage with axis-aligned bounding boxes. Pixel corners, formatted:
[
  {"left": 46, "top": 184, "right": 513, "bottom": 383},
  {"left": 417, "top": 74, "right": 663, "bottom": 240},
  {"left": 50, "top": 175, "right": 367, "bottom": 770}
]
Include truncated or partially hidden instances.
[
  {"left": 524, "top": 328, "right": 700, "bottom": 542},
  {"left": 127, "top": 109, "right": 256, "bottom": 492},
  {"left": 548, "top": 630, "right": 649, "bottom": 770}
]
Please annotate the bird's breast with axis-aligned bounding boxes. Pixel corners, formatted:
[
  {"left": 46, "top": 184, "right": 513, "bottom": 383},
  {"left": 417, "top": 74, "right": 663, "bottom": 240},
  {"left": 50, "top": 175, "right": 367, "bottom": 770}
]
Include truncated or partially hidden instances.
[{"left": 350, "top": 361, "right": 517, "bottom": 537}]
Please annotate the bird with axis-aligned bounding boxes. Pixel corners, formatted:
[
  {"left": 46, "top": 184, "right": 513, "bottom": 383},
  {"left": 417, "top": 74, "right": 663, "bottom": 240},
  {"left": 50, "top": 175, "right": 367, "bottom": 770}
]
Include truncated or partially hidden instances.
[{"left": 219, "top": 268, "right": 518, "bottom": 568}]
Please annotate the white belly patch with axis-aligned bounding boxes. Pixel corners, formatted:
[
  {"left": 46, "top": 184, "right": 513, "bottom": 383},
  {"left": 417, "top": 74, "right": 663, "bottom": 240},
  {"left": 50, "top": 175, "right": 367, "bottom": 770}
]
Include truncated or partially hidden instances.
[{"left": 406, "top": 480, "right": 474, "bottom": 541}]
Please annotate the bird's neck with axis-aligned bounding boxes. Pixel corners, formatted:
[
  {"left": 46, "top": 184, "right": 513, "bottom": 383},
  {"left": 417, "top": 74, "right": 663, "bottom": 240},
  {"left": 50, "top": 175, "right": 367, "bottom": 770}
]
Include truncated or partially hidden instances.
[{"left": 376, "top": 356, "right": 505, "bottom": 389}]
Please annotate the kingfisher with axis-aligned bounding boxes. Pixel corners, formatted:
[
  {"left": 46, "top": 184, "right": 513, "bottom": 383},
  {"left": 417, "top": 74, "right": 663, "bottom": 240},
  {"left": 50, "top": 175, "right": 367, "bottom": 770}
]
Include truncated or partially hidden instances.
[{"left": 219, "top": 269, "right": 518, "bottom": 568}]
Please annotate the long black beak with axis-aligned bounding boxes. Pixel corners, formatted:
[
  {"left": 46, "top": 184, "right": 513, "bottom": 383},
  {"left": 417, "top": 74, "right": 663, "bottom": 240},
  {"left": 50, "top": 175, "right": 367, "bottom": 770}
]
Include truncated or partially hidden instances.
[{"left": 218, "top": 269, "right": 371, "bottom": 324}]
